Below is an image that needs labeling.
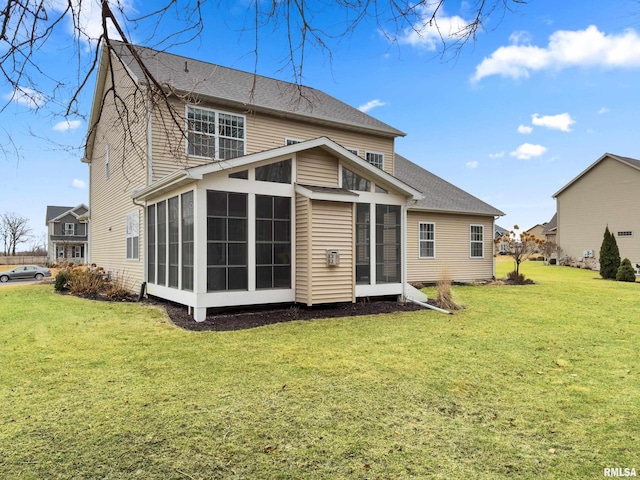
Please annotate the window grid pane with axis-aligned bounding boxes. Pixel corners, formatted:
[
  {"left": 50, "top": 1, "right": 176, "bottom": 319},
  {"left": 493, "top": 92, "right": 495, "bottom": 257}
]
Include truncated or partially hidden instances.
[
  {"left": 471, "top": 225, "right": 484, "bottom": 258},
  {"left": 181, "top": 192, "right": 194, "bottom": 291},
  {"left": 419, "top": 223, "right": 435, "bottom": 258},
  {"left": 255, "top": 195, "right": 291, "bottom": 289},
  {"left": 207, "top": 191, "right": 248, "bottom": 292}
]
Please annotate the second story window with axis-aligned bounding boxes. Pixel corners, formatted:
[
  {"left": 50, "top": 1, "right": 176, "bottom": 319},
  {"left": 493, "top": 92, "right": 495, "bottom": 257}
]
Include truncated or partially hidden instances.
[
  {"left": 65, "top": 223, "right": 75, "bottom": 236},
  {"left": 365, "top": 151, "right": 384, "bottom": 170},
  {"left": 187, "top": 106, "right": 245, "bottom": 160}
]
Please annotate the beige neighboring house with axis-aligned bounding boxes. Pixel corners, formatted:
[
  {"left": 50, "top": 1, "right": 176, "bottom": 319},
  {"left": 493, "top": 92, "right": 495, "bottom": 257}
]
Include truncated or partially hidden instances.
[
  {"left": 524, "top": 223, "right": 547, "bottom": 241},
  {"left": 83, "top": 41, "right": 504, "bottom": 321},
  {"left": 46, "top": 204, "right": 89, "bottom": 264},
  {"left": 552, "top": 153, "right": 640, "bottom": 272}
]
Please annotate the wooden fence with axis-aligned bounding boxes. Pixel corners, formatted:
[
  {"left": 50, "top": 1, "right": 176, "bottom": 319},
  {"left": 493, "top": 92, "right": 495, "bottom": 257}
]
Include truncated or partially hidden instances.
[{"left": 0, "top": 255, "right": 48, "bottom": 266}]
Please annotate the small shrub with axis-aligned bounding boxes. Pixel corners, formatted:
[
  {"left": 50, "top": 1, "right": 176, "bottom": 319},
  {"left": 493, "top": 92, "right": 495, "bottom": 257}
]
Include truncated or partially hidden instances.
[
  {"left": 68, "top": 268, "right": 105, "bottom": 296},
  {"left": 54, "top": 270, "right": 71, "bottom": 291},
  {"left": 436, "top": 272, "right": 462, "bottom": 311},
  {"left": 616, "top": 258, "right": 637, "bottom": 282},
  {"left": 506, "top": 270, "right": 534, "bottom": 285},
  {"left": 104, "top": 271, "right": 135, "bottom": 300}
]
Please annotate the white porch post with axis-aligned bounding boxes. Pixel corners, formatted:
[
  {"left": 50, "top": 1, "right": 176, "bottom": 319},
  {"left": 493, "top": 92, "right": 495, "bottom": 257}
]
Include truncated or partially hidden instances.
[{"left": 193, "top": 186, "right": 208, "bottom": 322}]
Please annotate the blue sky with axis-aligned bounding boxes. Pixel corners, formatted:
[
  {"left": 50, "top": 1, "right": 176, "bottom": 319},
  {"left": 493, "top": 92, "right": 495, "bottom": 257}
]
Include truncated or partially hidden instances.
[{"left": 2, "top": 0, "right": 640, "bottom": 244}]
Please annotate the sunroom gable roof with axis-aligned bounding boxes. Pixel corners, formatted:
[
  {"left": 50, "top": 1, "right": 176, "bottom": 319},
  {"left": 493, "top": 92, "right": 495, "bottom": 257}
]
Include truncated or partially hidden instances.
[{"left": 133, "top": 137, "right": 424, "bottom": 202}]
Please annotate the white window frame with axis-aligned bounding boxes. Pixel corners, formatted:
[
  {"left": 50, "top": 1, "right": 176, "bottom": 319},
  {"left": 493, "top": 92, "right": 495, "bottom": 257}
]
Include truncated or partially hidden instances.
[
  {"left": 185, "top": 105, "right": 246, "bottom": 160},
  {"left": 73, "top": 246, "right": 83, "bottom": 258},
  {"left": 285, "top": 138, "right": 304, "bottom": 146},
  {"left": 365, "top": 151, "right": 384, "bottom": 170},
  {"left": 64, "top": 223, "right": 75, "bottom": 236},
  {"left": 470, "top": 224, "right": 485, "bottom": 258},
  {"left": 418, "top": 222, "right": 436, "bottom": 258},
  {"left": 126, "top": 210, "right": 140, "bottom": 261},
  {"left": 57, "top": 246, "right": 65, "bottom": 258},
  {"left": 346, "top": 147, "right": 359, "bottom": 156}
]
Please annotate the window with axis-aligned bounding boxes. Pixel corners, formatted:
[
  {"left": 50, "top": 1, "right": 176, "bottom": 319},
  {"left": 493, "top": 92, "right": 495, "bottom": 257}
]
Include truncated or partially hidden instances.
[
  {"left": 255, "top": 159, "right": 291, "bottom": 183},
  {"left": 346, "top": 148, "right": 359, "bottom": 155},
  {"left": 182, "top": 192, "right": 194, "bottom": 291},
  {"left": 229, "top": 170, "right": 248, "bottom": 179},
  {"left": 65, "top": 223, "right": 75, "bottom": 236},
  {"left": 256, "top": 195, "right": 291, "bottom": 289},
  {"left": 470, "top": 225, "right": 484, "bottom": 258},
  {"left": 419, "top": 222, "right": 435, "bottom": 258},
  {"left": 147, "top": 205, "right": 156, "bottom": 284},
  {"left": 356, "top": 204, "right": 370, "bottom": 284},
  {"left": 186, "top": 106, "right": 245, "bottom": 160},
  {"left": 618, "top": 231, "right": 633, "bottom": 237},
  {"left": 376, "top": 204, "right": 401, "bottom": 283},
  {"left": 207, "top": 191, "right": 248, "bottom": 291},
  {"left": 57, "top": 247, "right": 65, "bottom": 258},
  {"left": 342, "top": 167, "right": 370, "bottom": 192},
  {"left": 125, "top": 211, "right": 139, "bottom": 260},
  {"left": 157, "top": 201, "right": 167, "bottom": 285},
  {"left": 366, "top": 152, "right": 384, "bottom": 170},
  {"left": 285, "top": 138, "right": 303, "bottom": 145},
  {"left": 168, "top": 196, "right": 179, "bottom": 288},
  {"left": 375, "top": 185, "right": 388, "bottom": 194},
  {"left": 73, "top": 246, "right": 84, "bottom": 258}
]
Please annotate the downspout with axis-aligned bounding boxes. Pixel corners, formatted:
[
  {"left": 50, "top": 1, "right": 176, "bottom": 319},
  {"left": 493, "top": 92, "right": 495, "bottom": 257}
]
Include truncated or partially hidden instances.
[{"left": 407, "top": 298, "right": 452, "bottom": 315}]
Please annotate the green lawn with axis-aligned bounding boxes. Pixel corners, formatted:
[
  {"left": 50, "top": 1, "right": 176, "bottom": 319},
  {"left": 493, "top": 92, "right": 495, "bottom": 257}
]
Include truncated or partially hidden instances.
[{"left": 1, "top": 262, "right": 639, "bottom": 479}]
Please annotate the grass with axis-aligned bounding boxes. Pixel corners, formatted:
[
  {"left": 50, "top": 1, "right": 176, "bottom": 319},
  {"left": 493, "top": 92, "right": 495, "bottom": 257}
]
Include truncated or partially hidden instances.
[{"left": 1, "top": 262, "right": 639, "bottom": 479}]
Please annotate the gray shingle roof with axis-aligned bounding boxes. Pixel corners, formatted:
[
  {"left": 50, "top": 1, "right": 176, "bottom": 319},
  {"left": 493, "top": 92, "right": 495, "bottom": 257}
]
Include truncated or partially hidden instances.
[
  {"left": 542, "top": 213, "right": 557, "bottom": 235},
  {"left": 46, "top": 206, "right": 73, "bottom": 224},
  {"left": 110, "top": 41, "right": 404, "bottom": 137},
  {"left": 394, "top": 154, "right": 504, "bottom": 216}
]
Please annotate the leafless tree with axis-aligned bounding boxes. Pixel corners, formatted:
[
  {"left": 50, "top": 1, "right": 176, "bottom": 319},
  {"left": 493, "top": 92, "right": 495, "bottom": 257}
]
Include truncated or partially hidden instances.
[
  {"left": 0, "top": 213, "right": 32, "bottom": 256},
  {"left": 494, "top": 225, "right": 544, "bottom": 276},
  {"left": 1, "top": 0, "right": 527, "bottom": 166}
]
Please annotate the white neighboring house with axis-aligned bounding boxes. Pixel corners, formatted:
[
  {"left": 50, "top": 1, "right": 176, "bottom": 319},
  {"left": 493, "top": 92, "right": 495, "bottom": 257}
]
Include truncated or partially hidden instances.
[{"left": 46, "top": 204, "right": 89, "bottom": 264}]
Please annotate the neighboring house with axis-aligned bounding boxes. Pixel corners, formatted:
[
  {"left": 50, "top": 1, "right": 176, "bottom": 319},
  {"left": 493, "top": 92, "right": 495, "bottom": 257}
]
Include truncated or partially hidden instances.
[
  {"left": 524, "top": 223, "right": 547, "bottom": 241},
  {"left": 83, "top": 41, "right": 504, "bottom": 321},
  {"left": 45, "top": 204, "right": 89, "bottom": 264},
  {"left": 542, "top": 213, "right": 557, "bottom": 244},
  {"left": 494, "top": 224, "right": 510, "bottom": 254},
  {"left": 552, "top": 153, "right": 640, "bottom": 272}
]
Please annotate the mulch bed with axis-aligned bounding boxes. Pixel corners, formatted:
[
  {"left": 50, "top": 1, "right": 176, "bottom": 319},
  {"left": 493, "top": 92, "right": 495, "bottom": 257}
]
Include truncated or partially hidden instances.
[{"left": 147, "top": 296, "right": 432, "bottom": 331}]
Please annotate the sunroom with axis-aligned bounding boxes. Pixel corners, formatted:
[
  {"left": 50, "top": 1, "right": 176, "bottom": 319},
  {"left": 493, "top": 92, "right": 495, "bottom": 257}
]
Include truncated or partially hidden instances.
[{"left": 133, "top": 138, "right": 423, "bottom": 321}]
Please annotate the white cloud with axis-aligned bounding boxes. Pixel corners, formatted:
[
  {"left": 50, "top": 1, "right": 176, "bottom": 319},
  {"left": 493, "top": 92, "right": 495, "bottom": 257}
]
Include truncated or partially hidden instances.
[
  {"left": 4, "top": 87, "right": 46, "bottom": 109},
  {"left": 72, "top": 179, "right": 86, "bottom": 189},
  {"left": 53, "top": 120, "right": 82, "bottom": 131},
  {"left": 509, "top": 31, "right": 533, "bottom": 45},
  {"left": 472, "top": 25, "right": 640, "bottom": 82},
  {"left": 531, "top": 113, "right": 575, "bottom": 132},
  {"left": 397, "top": 5, "right": 472, "bottom": 50},
  {"left": 358, "top": 99, "right": 387, "bottom": 113},
  {"left": 518, "top": 125, "right": 533, "bottom": 134},
  {"left": 489, "top": 152, "right": 505, "bottom": 158},
  {"left": 598, "top": 107, "right": 610, "bottom": 114},
  {"left": 466, "top": 161, "right": 478, "bottom": 169},
  {"left": 510, "top": 143, "right": 547, "bottom": 160}
]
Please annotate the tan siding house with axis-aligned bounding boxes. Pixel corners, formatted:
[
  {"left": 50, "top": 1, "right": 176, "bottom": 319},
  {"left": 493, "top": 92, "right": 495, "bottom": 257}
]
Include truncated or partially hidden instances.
[
  {"left": 552, "top": 153, "right": 640, "bottom": 270},
  {"left": 83, "top": 41, "right": 503, "bottom": 321}
]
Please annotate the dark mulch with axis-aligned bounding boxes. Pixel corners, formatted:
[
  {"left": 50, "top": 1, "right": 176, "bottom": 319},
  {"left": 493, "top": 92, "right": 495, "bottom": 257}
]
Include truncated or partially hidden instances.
[{"left": 146, "top": 296, "right": 433, "bottom": 331}]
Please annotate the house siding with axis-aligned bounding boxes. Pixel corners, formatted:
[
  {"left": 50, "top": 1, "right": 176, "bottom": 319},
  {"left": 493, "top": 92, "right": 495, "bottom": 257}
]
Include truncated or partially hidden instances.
[
  {"left": 295, "top": 194, "right": 311, "bottom": 304},
  {"left": 88, "top": 55, "right": 147, "bottom": 285},
  {"left": 406, "top": 211, "right": 495, "bottom": 283},
  {"left": 556, "top": 156, "right": 640, "bottom": 264},
  {"left": 309, "top": 200, "right": 354, "bottom": 304},
  {"left": 296, "top": 148, "right": 339, "bottom": 186},
  {"left": 148, "top": 99, "right": 396, "bottom": 182}
]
